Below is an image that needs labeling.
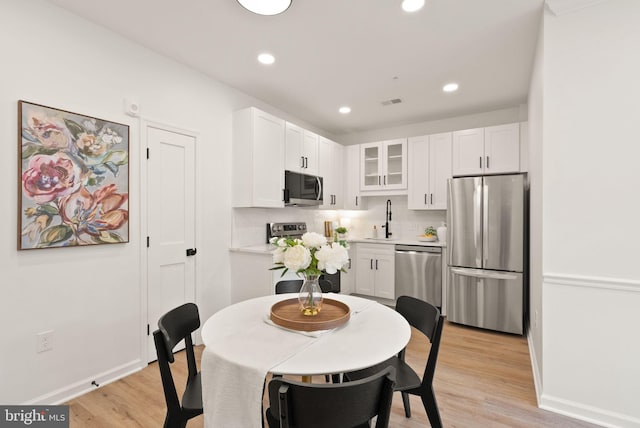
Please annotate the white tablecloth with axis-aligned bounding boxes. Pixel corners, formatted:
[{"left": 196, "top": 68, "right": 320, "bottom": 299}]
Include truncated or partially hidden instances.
[{"left": 200, "top": 294, "right": 410, "bottom": 428}]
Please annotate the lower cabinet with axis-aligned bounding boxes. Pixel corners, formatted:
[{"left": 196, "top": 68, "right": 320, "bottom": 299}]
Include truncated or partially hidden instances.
[
  {"left": 230, "top": 251, "right": 273, "bottom": 304},
  {"left": 354, "top": 244, "right": 395, "bottom": 300},
  {"left": 340, "top": 246, "right": 356, "bottom": 295}
]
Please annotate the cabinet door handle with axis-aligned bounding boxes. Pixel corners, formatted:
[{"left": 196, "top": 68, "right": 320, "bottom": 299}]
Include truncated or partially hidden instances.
[
  {"left": 480, "top": 156, "right": 483, "bottom": 169},
  {"left": 430, "top": 193, "right": 433, "bottom": 204},
  {"left": 378, "top": 175, "right": 381, "bottom": 185},
  {"left": 301, "top": 156, "right": 305, "bottom": 168},
  {"left": 424, "top": 194, "right": 427, "bottom": 205},
  {"left": 384, "top": 175, "right": 386, "bottom": 185},
  {"left": 375, "top": 259, "right": 378, "bottom": 270},
  {"left": 370, "top": 259, "right": 373, "bottom": 270},
  {"left": 305, "top": 157, "right": 308, "bottom": 168},
  {"left": 486, "top": 156, "right": 490, "bottom": 169},
  {"left": 355, "top": 196, "right": 358, "bottom": 206},
  {"left": 348, "top": 258, "right": 352, "bottom": 269}
]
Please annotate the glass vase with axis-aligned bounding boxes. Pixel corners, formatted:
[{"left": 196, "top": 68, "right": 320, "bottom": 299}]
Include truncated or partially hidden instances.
[{"left": 298, "top": 274, "right": 323, "bottom": 316}]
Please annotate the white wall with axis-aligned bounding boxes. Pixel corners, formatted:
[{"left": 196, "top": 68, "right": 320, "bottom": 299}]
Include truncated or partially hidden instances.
[
  {"left": 527, "top": 9, "right": 544, "bottom": 397},
  {"left": 0, "top": 0, "right": 327, "bottom": 405},
  {"left": 540, "top": 1, "right": 640, "bottom": 426}
]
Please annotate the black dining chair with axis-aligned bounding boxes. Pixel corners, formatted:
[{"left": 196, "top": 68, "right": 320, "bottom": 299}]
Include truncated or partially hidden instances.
[
  {"left": 344, "top": 296, "right": 445, "bottom": 428},
  {"left": 274, "top": 279, "right": 338, "bottom": 383},
  {"left": 275, "top": 279, "right": 333, "bottom": 294},
  {"left": 265, "top": 367, "right": 396, "bottom": 428},
  {"left": 153, "top": 303, "right": 203, "bottom": 428}
]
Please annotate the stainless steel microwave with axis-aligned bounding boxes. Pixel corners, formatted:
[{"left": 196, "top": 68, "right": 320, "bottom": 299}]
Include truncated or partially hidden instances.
[{"left": 284, "top": 170, "right": 323, "bottom": 206}]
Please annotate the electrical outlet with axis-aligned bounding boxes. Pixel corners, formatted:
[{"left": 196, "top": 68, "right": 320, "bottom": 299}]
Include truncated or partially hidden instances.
[{"left": 37, "top": 330, "right": 54, "bottom": 353}]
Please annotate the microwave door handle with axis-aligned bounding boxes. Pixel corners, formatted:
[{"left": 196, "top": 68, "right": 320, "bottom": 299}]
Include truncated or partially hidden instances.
[{"left": 316, "top": 176, "right": 322, "bottom": 201}]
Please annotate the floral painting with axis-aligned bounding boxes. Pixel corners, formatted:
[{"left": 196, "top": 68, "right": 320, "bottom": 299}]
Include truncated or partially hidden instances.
[{"left": 18, "top": 101, "right": 129, "bottom": 250}]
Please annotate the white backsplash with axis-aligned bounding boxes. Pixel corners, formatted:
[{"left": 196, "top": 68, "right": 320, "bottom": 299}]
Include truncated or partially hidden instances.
[
  {"left": 231, "top": 196, "right": 446, "bottom": 246},
  {"left": 343, "top": 196, "right": 446, "bottom": 240}
]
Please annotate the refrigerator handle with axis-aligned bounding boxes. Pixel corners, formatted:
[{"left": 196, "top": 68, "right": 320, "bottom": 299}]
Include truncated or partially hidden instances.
[
  {"left": 450, "top": 267, "right": 519, "bottom": 281},
  {"left": 482, "top": 181, "right": 489, "bottom": 266},
  {"left": 474, "top": 181, "right": 483, "bottom": 267}
]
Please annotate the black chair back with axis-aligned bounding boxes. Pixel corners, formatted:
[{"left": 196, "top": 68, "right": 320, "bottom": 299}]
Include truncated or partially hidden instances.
[
  {"left": 154, "top": 302, "right": 203, "bottom": 428},
  {"left": 275, "top": 280, "right": 303, "bottom": 294},
  {"left": 275, "top": 279, "right": 333, "bottom": 294},
  {"left": 266, "top": 367, "right": 396, "bottom": 428},
  {"left": 395, "top": 295, "right": 444, "bottom": 388}
]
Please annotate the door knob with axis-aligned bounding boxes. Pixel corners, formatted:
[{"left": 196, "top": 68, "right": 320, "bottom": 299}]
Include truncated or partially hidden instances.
[{"left": 186, "top": 248, "right": 197, "bottom": 256}]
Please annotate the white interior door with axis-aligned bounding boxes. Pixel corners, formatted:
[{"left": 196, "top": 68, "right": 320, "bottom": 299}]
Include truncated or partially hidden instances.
[{"left": 147, "top": 126, "right": 196, "bottom": 361}]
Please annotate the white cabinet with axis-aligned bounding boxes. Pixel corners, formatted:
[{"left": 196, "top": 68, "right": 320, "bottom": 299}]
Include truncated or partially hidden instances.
[
  {"left": 232, "top": 107, "right": 285, "bottom": 208},
  {"left": 343, "top": 145, "right": 367, "bottom": 210},
  {"left": 318, "top": 137, "right": 343, "bottom": 209},
  {"left": 451, "top": 128, "right": 484, "bottom": 176},
  {"left": 355, "top": 244, "right": 395, "bottom": 300},
  {"left": 484, "top": 123, "right": 520, "bottom": 174},
  {"left": 230, "top": 252, "right": 272, "bottom": 303},
  {"left": 408, "top": 132, "right": 452, "bottom": 210},
  {"left": 340, "top": 246, "right": 356, "bottom": 295},
  {"left": 285, "top": 122, "right": 318, "bottom": 175},
  {"left": 452, "top": 123, "right": 520, "bottom": 176},
  {"left": 360, "top": 139, "right": 407, "bottom": 191}
]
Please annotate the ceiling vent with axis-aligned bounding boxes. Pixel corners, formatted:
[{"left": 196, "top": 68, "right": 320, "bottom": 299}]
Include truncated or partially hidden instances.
[{"left": 381, "top": 98, "right": 402, "bottom": 106}]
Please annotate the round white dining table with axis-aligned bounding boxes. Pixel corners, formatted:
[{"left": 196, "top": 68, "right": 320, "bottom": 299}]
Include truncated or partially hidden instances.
[{"left": 199, "top": 293, "right": 410, "bottom": 428}]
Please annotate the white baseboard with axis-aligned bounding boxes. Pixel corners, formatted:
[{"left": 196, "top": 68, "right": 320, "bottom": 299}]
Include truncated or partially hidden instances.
[
  {"left": 25, "top": 359, "right": 146, "bottom": 405},
  {"left": 526, "top": 330, "right": 542, "bottom": 406},
  {"left": 540, "top": 394, "right": 640, "bottom": 428}
]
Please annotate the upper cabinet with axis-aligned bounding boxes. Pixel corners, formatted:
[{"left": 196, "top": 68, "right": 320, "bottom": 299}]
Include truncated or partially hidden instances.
[
  {"left": 452, "top": 123, "right": 520, "bottom": 176},
  {"left": 232, "top": 107, "right": 285, "bottom": 208},
  {"left": 343, "top": 145, "right": 367, "bottom": 210},
  {"left": 285, "top": 122, "right": 318, "bottom": 175},
  {"left": 360, "top": 139, "right": 407, "bottom": 191},
  {"left": 484, "top": 123, "right": 521, "bottom": 174},
  {"left": 318, "top": 136, "right": 343, "bottom": 209},
  {"left": 407, "top": 132, "right": 452, "bottom": 210}
]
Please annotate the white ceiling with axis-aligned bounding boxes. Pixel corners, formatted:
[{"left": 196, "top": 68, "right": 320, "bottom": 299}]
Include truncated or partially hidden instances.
[{"left": 47, "top": 0, "right": 543, "bottom": 137}]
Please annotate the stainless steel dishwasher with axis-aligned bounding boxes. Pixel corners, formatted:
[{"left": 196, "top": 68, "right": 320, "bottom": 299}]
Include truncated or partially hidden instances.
[{"left": 395, "top": 245, "right": 442, "bottom": 307}]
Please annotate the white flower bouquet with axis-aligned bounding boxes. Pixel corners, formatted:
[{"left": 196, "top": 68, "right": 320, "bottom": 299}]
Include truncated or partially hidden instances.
[{"left": 270, "top": 231, "right": 349, "bottom": 277}]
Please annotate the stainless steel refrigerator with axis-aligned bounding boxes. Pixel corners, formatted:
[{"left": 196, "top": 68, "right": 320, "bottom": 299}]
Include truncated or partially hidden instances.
[{"left": 447, "top": 173, "right": 527, "bottom": 335}]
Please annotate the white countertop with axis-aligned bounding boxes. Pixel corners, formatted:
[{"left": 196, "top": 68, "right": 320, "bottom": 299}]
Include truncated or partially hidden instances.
[{"left": 230, "top": 237, "right": 445, "bottom": 255}]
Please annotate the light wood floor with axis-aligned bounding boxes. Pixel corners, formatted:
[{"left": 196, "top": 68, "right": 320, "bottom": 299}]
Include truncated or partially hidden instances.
[{"left": 67, "top": 321, "right": 598, "bottom": 427}]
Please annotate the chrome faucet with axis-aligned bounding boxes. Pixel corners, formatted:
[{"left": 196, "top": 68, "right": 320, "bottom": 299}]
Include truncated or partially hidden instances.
[{"left": 384, "top": 199, "right": 392, "bottom": 239}]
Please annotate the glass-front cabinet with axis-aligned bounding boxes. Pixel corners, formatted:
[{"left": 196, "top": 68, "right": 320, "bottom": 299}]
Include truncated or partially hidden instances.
[{"left": 360, "top": 139, "right": 407, "bottom": 191}]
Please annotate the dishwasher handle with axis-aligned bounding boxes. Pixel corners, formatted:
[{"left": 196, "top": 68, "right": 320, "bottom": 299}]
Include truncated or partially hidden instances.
[{"left": 395, "top": 244, "right": 442, "bottom": 254}]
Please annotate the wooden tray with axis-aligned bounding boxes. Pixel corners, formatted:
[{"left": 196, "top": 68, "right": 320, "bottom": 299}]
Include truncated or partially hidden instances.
[{"left": 270, "top": 298, "right": 350, "bottom": 332}]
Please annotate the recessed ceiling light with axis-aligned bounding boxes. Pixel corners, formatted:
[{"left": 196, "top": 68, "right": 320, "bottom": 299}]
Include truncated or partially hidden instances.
[
  {"left": 237, "top": 0, "right": 292, "bottom": 16},
  {"left": 258, "top": 53, "right": 275, "bottom": 65},
  {"left": 402, "top": 0, "right": 425, "bottom": 12},
  {"left": 339, "top": 106, "right": 351, "bottom": 114},
  {"left": 443, "top": 83, "right": 459, "bottom": 92}
]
